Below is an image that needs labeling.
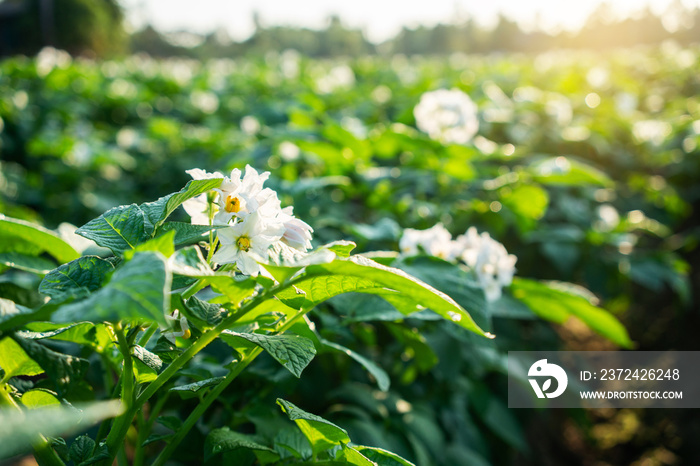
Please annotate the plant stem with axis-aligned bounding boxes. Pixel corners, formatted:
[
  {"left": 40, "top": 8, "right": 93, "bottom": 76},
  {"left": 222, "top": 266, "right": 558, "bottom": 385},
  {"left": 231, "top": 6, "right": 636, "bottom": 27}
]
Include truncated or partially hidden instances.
[
  {"left": 102, "top": 278, "right": 299, "bottom": 465},
  {"left": 137, "top": 324, "right": 157, "bottom": 347},
  {"left": 150, "top": 308, "right": 306, "bottom": 466},
  {"left": 115, "top": 325, "right": 134, "bottom": 409},
  {"left": 150, "top": 347, "right": 263, "bottom": 466},
  {"left": 1, "top": 384, "right": 66, "bottom": 466},
  {"left": 133, "top": 391, "right": 170, "bottom": 466}
]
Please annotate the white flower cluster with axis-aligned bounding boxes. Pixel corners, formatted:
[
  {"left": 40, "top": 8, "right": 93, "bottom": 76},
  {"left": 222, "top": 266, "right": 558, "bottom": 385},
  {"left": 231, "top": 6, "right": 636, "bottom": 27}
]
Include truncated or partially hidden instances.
[
  {"left": 400, "top": 225, "right": 517, "bottom": 302},
  {"left": 182, "top": 165, "right": 313, "bottom": 276},
  {"left": 413, "top": 88, "right": 479, "bottom": 144}
]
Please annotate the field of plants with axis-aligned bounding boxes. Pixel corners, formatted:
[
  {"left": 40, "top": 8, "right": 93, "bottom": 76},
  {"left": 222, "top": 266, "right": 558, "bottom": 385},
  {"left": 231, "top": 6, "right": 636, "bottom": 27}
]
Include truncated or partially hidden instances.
[{"left": 0, "top": 43, "right": 699, "bottom": 465}]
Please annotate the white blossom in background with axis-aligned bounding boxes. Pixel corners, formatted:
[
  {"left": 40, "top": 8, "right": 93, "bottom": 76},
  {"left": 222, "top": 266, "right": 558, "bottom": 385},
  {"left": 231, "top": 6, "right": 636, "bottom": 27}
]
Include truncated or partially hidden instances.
[
  {"left": 399, "top": 223, "right": 459, "bottom": 261},
  {"left": 595, "top": 204, "right": 620, "bottom": 232},
  {"left": 280, "top": 49, "right": 301, "bottom": 79},
  {"left": 279, "top": 142, "right": 301, "bottom": 162},
  {"left": 473, "top": 236, "right": 518, "bottom": 302},
  {"left": 240, "top": 116, "right": 261, "bottom": 135},
  {"left": 183, "top": 165, "right": 314, "bottom": 275},
  {"left": 400, "top": 224, "right": 517, "bottom": 302},
  {"left": 414, "top": 88, "right": 479, "bottom": 144},
  {"left": 36, "top": 47, "right": 72, "bottom": 77},
  {"left": 632, "top": 120, "right": 672, "bottom": 146},
  {"left": 316, "top": 64, "right": 355, "bottom": 94}
]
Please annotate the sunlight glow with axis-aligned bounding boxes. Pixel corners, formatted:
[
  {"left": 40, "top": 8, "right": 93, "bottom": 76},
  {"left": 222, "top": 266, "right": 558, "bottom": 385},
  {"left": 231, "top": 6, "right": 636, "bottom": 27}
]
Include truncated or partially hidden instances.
[{"left": 120, "top": 0, "right": 700, "bottom": 42}]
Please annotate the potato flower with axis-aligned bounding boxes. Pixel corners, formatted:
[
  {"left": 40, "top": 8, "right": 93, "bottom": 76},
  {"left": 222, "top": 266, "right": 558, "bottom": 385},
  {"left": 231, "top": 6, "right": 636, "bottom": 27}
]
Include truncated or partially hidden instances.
[
  {"left": 212, "top": 211, "right": 285, "bottom": 276},
  {"left": 400, "top": 224, "right": 517, "bottom": 302},
  {"left": 184, "top": 165, "right": 314, "bottom": 274},
  {"left": 414, "top": 88, "right": 479, "bottom": 144}
]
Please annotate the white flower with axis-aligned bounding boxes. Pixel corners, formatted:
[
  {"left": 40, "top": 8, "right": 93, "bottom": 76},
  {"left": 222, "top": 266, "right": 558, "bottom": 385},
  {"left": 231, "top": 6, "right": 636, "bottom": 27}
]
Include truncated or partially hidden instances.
[
  {"left": 279, "top": 206, "right": 313, "bottom": 251},
  {"left": 240, "top": 116, "right": 261, "bottom": 135},
  {"left": 455, "top": 227, "right": 482, "bottom": 268},
  {"left": 163, "top": 309, "right": 191, "bottom": 343},
  {"left": 402, "top": 223, "right": 518, "bottom": 302},
  {"left": 212, "top": 211, "right": 285, "bottom": 276},
  {"left": 183, "top": 165, "right": 283, "bottom": 226},
  {"left": 399, "top": 223, "right": 460, "bottom": 261},
  {"left": 316, "top": 64, "right": 355, "bottom": 94},
  {"left": 182, "top": 193, "right": 213, "bottom": 225},
  {"left": 186, "top": 167, "right": 226, "bottom": 181},
  {"left": 279, "top": 142, "right": 300, "bottom": 162},
  {"left": 213, "top": 165, "right": 282, "bottom": 225},
  {"left": 414, "top": 88, "right": 479, "bottom": 144},
  {"left": 473, "top": 238, "right": 517, "bottom": 302}
]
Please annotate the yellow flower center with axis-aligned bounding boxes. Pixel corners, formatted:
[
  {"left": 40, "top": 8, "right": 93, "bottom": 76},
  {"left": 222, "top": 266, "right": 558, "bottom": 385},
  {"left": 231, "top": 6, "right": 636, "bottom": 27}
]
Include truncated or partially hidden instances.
[
  {"left": 225, "top": 195, "right": 241, "bottom": 213},
  {"left": 236, "top": 236, "right": 251, "bottom": 252}
]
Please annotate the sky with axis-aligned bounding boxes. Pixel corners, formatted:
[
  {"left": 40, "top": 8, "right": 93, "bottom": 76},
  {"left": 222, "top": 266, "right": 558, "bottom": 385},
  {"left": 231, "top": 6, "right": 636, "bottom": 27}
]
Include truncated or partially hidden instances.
[{"left": 120, "top": 0, "right": 700, "bottom": 43}]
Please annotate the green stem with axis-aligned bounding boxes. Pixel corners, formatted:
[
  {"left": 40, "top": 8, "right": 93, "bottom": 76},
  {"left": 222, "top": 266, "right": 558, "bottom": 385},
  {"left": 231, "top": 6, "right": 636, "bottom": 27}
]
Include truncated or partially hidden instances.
[
  {"left": 1, "top": 384, "right": 65, "bottom": 466},
  {"left": 133, "top": 391, "right": 170, "bottom": 466},
  {"left": 138, "top": 324, "right": 157, "bottom": 348},
  {"left": 181, "top": 278, "right": 207, "bottom": 300},
  {"left": 102, "top": 278, "right": 299, "bottom": 465},
  {"left": 115, "top": 325, "right": 135, "bottom": 409},
  {"left": 151, "top": 308, "right": 306, "bottom": 466}
]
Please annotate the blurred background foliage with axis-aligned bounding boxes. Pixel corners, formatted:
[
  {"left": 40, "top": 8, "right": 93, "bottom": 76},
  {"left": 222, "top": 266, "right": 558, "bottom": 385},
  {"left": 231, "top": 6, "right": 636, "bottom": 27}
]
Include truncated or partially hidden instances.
[{"left": 2, "top": 0, "right": 700, "bottom": 465}]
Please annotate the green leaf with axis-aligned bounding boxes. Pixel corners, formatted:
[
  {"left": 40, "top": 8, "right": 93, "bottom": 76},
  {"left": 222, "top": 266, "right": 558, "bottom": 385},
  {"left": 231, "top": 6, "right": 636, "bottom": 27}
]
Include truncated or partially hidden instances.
[
  {"left": 170, "top": 246, "right": 214, "bottom": 278},
  {"left": 0, "top": 216, "right": 80, "bottom": 264},
  {"left": 19, "top": 322, "right": 112, "bottom": 352},
  {"left": 511, "top": 278, "right": 633, "bottom": 348},
  {"left": 396, "top": 257, "right": 489, "bottom": 331},
  {"left": 0, "top": 252, "right": 55, "bottom": 275},
  {"left": 529, "top": 156, "right": 613, "bottom": 187},
  {"left": 156, "top": 222, "right": 218, "bottom": 247},
  {"left": 182, "top": 295, "right": 226, "bottom": 327},
  {"left": 321, "top": 338, "right": 390, "bottom": 391},
  {"left": 81, "top": 442, "right": 110, "bottom": 465},
  {"left": 52, "top": 252, "right": 171, "bottom": 326},
  {"left": 501, "top": 185, "right": 549, "bottom": 224},
  {"left": 21, "top": 389, "right": 61, "bottom": 409},
  {"left": 0, "top": 401, "right": 122, "bottom": 459},
  {"left": 280, "top": 255, "right": 491, "bottom": 338},
  {"left": 12, "top": 335, "right": 90, "bottom": 395},
  {"left": 274, "top": 428, "right": 313, "bottom": 460},
  {"left": 325, "top": 241, "right": 356, "bottom": 258},
  {"left": 0, "top": 298, "right": 40, "bottom": 334},
  {"left": 330, "top": 293, "right": 440, "bottom": 323},
  {"left": 221, "top": 332, "right": 316, "bottom": 378},
  {"left": 277, "top": 399, "right": 350, "bottom": 454},
  {"left": 0, "top": 336, "right": 44, "bottom": 379},
  {"left": 204, "top": 427, "right": 276, "bottom": 463},
  {"left": 124, "top": 230, "right": 175, "bottom": 259},
  {"left": 140, "top": 178, "right": 223, "bottom": 231},
  {"left": 51, "top": 437, "right": 70, "bottom": 462},
  {"left": 39, "top": 256, "right": 115, "bottom": 299},
  {"left": 156, "top": 416, "right": 182, "bottom": 432},
  {"left": 356, "top": 446, "right": 416, "bottom": 466},
  {"left": 76, "top": 204, "right": 150, "bottom": 255},
  {"left": 205, "top": 275, "right": 257, "bottom": 304},
  {"left": 170, "top": 376, "right": 225, "bottom": 399},
  {"left": 69, "top": 435, "right": 95, "bottom": 464},
  {"left": 339, "top": 444, "right": 376, "bottom": 466},
  {"left": 131, "top": 345, "right": 163, "bottom": 373}
]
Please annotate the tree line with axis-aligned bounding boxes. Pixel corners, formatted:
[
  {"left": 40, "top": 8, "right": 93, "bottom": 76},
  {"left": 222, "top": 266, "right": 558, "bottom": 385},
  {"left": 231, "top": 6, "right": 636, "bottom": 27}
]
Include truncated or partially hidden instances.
[{"left": 2, "top": 0, "right": 700, "bottom": 58}]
